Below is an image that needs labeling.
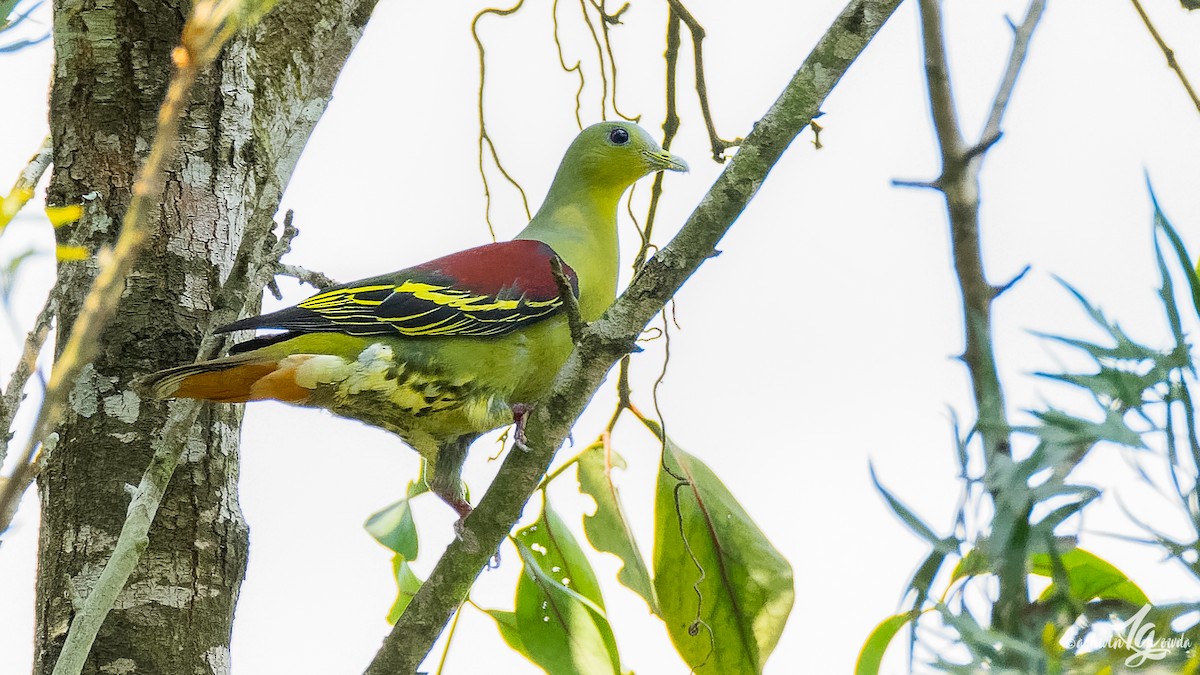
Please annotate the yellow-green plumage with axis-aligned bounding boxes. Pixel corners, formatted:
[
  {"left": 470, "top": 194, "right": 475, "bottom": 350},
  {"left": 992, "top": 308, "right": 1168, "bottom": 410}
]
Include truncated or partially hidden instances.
[{"left": 139, "top": 122, "right": 687, "bottom": 521}]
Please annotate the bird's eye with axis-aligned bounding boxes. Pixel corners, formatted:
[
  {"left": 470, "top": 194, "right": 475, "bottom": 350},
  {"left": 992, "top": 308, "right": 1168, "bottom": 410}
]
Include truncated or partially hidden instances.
[{"left": 608, "top": 127, "right": 630, "bottom": 145}]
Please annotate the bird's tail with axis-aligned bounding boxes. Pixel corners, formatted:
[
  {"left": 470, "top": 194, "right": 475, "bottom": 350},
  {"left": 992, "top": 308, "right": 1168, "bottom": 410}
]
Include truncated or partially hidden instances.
[{"left": 134, "top": 354, "right": 310, "bottom": 404}]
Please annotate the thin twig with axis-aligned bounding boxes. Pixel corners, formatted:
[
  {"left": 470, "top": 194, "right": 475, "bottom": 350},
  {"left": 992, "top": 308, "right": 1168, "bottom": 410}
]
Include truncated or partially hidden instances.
[
  {"left": 0, "top": 134, "right": 53, "bottom": 236},
  {"left": 549, "top": 256, "right": 585, "bottom": 342},
  {"left": 277, "top": 264, "right": 338, "bottom": 290},
  {"left": 362, "top": 2, "right": 904, "bottom": 671},
  {"left": 0, "top": 290, "right": 55, "bottom": 470},
  {"left": 633, "top": 8, "right": 682, "bottom": 272},
  {"left": 665, "top": 0, "right": 741, "bottom": 162},
  {"left": 472, "top": 1, "right": 533, "bottom": 241},
  {"left": 1130, "top": 0, "right": 1200, "bottom": 115},
  {"left": 551, "top": 0, "right": 585, "bottom": 130}
]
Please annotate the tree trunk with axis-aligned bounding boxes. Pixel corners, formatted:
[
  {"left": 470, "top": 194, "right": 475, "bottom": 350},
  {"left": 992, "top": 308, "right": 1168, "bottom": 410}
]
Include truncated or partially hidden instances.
[{"left": 34, "top": 0, "right": 378, "bottom": 672}]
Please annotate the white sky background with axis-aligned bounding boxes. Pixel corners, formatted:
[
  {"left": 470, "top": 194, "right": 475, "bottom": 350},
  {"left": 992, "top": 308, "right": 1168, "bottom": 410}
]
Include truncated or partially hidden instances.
[{"left": 2, "top": 0, "right": 1200, "bottom": 673}]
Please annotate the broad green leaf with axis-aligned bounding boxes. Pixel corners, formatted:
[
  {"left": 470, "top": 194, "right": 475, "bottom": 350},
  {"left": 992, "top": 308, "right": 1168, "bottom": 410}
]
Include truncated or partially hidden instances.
[
  {"left": 514, "top": 539, "right": 621, "bottom": 675},
  {"left": 1030, "top": 547, "right": 1149, "bottom": 606},
  {"left": 364, "top": 479, "right": 426, "bottom": 560},
  {"left": 486, "top": 609, "right": 527, "bottom": 655},
  {"left": 649, "top": 420, "right": 794, "bottom": 675},
  {"left": 855, "top": 614, "right": 911, "bottom": 675},
  {"left": 576, "top": 443, "right": 660, "bottom": 615},
  {"left": 384, "top": 557, "right": 423, "bottom": 623}
]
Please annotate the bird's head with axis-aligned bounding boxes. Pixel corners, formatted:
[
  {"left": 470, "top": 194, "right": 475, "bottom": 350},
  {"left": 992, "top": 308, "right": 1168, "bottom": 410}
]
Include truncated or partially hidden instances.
[{"left": 559, "top": 122, "right": 689, "bottom": 194}]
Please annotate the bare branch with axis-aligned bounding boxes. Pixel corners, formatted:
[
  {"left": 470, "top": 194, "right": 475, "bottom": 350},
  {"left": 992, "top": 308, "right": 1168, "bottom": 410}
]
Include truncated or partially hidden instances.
[
  {"left": 277, "top": 264, "right": 338, "bottom": 290},
  {"left": 363, "top": 1, "right": 905, "bottom": 671},
  {"left": 981, "top": 0, "right": 1046, "bottom": 143},
  {"left": 549, "top": 256, "right": 585, "bottom": 342},
  {"left": 913, "top": 0, "right": 1047, "bottom": 645},
  {"left": 0, "top": 135, "right": 53, "bottom": 236},
  {"left": 1130, "top": 0, "right": 1200, "bottom": 115},
  {"left": 666, "top": 0, "right": 741, "bottom": 161},
  {"left": 0, "top": 290, "right": 55, "bottom": 469}
]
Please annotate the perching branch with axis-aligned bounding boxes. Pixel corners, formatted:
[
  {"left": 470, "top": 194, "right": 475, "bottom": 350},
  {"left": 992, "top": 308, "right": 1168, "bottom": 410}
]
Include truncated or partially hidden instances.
[
  {"left": 1129, "top": 0, "right": 1200, "bottom": 115},
  {"left": 0, "top": 134, "right": 53, "bottom": 236},
  {"left": 912, "top": 0, "right": 1046, "bottom": 644},
  {"left": 363, "top": 1, "right": 904, "bottom": 671}
]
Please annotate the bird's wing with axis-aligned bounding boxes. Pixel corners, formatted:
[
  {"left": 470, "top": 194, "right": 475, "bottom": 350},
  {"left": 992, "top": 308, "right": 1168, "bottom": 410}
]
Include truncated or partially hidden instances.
[{"left": 219, "top": 240, "right": 579, "bottom": 339}]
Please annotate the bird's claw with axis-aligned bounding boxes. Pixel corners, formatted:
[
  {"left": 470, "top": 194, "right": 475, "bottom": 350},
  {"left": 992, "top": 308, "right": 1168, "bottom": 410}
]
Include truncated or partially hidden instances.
[{"left": 511, "top": 402, "right": 535, "bottom": 452}]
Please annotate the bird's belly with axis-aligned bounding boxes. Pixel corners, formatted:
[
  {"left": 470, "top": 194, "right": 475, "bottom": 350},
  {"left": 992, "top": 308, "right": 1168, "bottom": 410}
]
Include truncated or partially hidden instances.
[{"left": 278, "top": 322, "right": 573, "bottom": 455}]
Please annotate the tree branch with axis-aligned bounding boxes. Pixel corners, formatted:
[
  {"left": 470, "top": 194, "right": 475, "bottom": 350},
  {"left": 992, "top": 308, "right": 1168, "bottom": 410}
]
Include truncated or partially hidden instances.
[
  {"left": 1129, "top": 0, "right": 1200, "bottom": 115},
  {"left": 0, "top": 290, "right": 54, "bottom": 471},
  {"left": 363, "top": 0, "right": 905, "bottom": 671},
  {"left": 913, "top": 0, "right": 1046, "bottom": 645}
]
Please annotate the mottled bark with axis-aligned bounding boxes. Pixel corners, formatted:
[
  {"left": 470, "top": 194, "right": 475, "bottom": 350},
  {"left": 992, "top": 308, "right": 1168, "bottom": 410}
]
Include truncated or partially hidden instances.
[{"left": 35, "top": 0, "right": 378, "bottom": 673}]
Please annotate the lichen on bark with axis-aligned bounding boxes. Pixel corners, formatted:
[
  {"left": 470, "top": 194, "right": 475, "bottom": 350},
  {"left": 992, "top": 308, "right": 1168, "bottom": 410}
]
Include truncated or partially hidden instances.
[{"left": 34, "top": 0, "right": 381, "bottom": 671}]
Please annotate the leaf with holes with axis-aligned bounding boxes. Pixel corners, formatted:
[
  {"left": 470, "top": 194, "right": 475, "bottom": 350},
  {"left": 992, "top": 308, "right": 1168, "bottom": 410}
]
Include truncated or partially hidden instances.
[
  {"left": 510, "top": 502, "right": 621, "bottom": 675},
  {"left": 577, "top": 442, "right": 660, "bottom": 615},
  {"left": 648, "top": 419, "right": 794, "bottom": 674}
]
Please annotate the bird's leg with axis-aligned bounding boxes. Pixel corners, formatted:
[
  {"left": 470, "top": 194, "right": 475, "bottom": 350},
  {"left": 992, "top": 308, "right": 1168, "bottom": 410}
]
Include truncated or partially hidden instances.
[
  {"left": 511, "top": 402, "right": 534, "bottom": 452},
  {"left": 429, "top": 434, "right": 476, "bottom": 537}
]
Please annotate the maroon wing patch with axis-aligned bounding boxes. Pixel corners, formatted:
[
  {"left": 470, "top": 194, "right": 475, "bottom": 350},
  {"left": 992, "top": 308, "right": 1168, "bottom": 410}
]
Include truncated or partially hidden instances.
[{"left": 219, "top": 240, "right": 580, "bottom": 339}]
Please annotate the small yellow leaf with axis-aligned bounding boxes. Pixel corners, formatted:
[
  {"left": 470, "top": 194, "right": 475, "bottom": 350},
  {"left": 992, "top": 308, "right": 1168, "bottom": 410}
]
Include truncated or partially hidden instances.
[
  {"left": 0, "top": 186, "right": 36, "bottom": 232},
  {"left": 55, "top": 244, "right": 90, "bottom": 261},
  {"left": 45, "top": 204, "right": 84, "bottom": 228}
]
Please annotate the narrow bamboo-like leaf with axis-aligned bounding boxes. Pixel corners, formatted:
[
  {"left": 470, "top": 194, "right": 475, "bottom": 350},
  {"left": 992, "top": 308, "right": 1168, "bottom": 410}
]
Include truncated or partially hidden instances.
[
  {"left": 384, "top": 558, "right": 423, "bottom": 624},
  {"left": 869, "top": 463, "right": 956, "bottom": 553},
  {"left": 648, "top": 419, "right": 794, "bottom": 675},
  {"left": 855, "top": 614, "right": 911, "bottom": 675},
  {"left": 514, "top": 539, "right": 621, "bottom": 675},
  {"left": 1150, "top": 183, "right": 1200, "bottom": 321},
  {"left": 576, "top": 443, "right": 660, "bottom": 615},
  {"left": 1030, "top": 547, "right": 1149, "bottom": 606}
]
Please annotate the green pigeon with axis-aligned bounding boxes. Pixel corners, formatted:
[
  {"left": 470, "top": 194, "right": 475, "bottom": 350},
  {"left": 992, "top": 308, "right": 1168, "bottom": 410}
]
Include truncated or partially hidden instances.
[{"left": 139, "top": 122, "right": 687, "bottom": 524}]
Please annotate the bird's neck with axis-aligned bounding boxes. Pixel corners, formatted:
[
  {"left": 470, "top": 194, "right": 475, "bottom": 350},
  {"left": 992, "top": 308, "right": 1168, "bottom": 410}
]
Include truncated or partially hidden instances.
[{"left": 517, "top": 173, "right": 626, "bottom": 322}]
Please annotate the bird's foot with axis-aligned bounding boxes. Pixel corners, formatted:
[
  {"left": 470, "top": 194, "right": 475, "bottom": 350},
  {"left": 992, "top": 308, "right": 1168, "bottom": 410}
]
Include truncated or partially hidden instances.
[
  {"left": 445, "top": 495, "right": 473, "bottom": 540},
  {"left": 511, "top": 402, "right": 535, "bottom": 453}
]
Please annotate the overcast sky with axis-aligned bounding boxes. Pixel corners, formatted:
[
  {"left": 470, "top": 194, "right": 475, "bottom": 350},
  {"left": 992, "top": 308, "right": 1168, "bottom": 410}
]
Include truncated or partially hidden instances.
[{"left": 2, "top": 1, "right": 1199, "bottom": 672}]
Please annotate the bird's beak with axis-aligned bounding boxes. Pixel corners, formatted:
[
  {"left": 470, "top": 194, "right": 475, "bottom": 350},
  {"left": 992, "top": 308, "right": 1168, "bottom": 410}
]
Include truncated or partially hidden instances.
[{"left": 645, "top": 150, "right": 689, "bottom": 173}]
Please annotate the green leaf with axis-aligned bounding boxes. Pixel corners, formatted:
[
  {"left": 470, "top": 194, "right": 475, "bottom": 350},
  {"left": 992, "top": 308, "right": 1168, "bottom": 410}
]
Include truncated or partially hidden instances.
[
  {"left": 364, "top": 480, "right": 426, "bottom": 559},
  {"left": 513, "top": 538, "right": 622, "bottom": 675},
  {"left": 1030, "top": 547, "right": 1149, "bottom": 606},
  {"left": 648, "top": 419, "right": 794, "bottom": 675},
  {"left": 486, "top": 609, "right": 527, "bottom": 655},
  {"left": 1150, "top": 183, "right": 1200, "bottom": 322},
  {"left": 1025, "top": 407, "right": 1146, "bottom": 450},
  {"left": 869, "top": 463, "right": 956, "bottom": 553},
  {"left": 855, "top": 614, "right": 911, "bottom": 675},
  {"left": 576, "top": 443, "right": 660, "bottom": 615},
  {"left": 384, "top": 557, "right": 423, "bottom": 624}
]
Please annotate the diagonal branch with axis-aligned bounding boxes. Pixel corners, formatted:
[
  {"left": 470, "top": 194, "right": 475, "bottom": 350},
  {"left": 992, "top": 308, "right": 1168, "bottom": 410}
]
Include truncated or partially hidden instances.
[
  {"left": 363, "top": 0, "right": 905, "bottom": 671},
  {"left": 1129, "top": 0, "right": 1200, "bottom": 115}
]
